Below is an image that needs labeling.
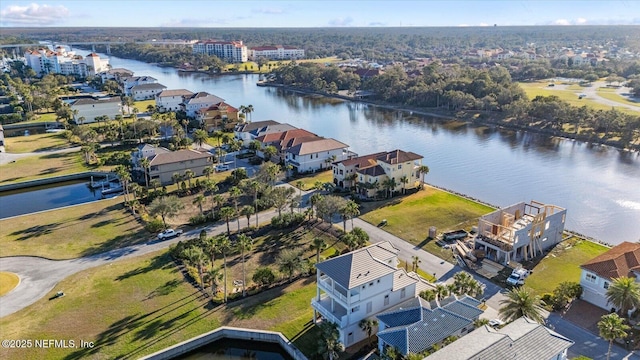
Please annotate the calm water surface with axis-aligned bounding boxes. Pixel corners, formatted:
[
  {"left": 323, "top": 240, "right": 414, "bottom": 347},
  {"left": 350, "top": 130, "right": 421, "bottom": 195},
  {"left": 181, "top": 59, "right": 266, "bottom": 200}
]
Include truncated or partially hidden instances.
[
  {"left": 178, "top": 338, "right": 293, "bottom": 360},
  {"left": 77, "top": 50, "right": 640, "bottom": 244}
]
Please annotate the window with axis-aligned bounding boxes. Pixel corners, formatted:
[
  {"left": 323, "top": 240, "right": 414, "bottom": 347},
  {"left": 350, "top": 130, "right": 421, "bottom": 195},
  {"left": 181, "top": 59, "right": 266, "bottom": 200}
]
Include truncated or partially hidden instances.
[
  {"left": 586, "top": 273, "right": 597, "bottom": 283},
  {"left": 369, "top": 282, "right": 373, "bottom": 287},
  {"left": 384, "top": 295, "right": 389, "bottom": 306},
  {"left": 400, "top": 288, "right": 406, "bottom": 299},
  {"left": 366, "top": 302, "right": 372, "bottom": 314},
  {"left": 351, "top": 306, "right": 360, "bottom": 313},
  {"left": 604, "top": 282, "right": 610, "bottom": 289},
  {"left": 398, "top": 164, "right": 402, "bottom": 169}
]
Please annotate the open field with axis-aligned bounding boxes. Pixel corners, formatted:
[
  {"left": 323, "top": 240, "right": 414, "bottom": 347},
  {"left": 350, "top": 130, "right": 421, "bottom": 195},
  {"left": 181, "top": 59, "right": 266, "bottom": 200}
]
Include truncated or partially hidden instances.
[
  {"left": 289, "top": 170, "right": 334, "bottom": 190},
  {"left": 0, "top": 249, "right": 321, "bottom": 360},
  {"left": 0, "top": 151, "right": 88, "bottom": 184},
  {"left": 524, "top": 237, "right": 609, "bottom": 296},
  {"left": 518, "top": 81, "right": 636, "bottom": 114},
  {"left": 596, "top": 87, "right": 640, "bottom": 107},
  {"left": 0, "top": 198, "right": 149, "bottom": 259},
  {"left": 18, "top": 112, "right": 58, "bottom": 124},
  {"left": 132, "top": 99, "right": 156, "bottom": 112},
  {"left": 0, "top": 272, "right": 20, "bottom": 296},
  {"left": 224, "top": 56, "right": 341, "bottom": 73},
  {"left": 3, "top": 132, "right": 72, "bottom": 153}
]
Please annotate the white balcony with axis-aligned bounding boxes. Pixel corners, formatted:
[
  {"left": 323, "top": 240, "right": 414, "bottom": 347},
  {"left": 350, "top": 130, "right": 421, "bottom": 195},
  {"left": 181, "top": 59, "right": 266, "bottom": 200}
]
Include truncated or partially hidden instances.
[
  {"left": 318, "top": 276, "right": 348, "bottom": 304},
  {"left": 312, "top": 295, "right": 348, "bottom": 328}
]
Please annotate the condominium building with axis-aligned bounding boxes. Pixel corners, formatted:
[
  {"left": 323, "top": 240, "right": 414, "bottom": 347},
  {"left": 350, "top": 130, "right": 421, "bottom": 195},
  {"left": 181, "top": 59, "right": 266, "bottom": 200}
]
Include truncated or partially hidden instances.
[
  {"left": 193, "top": 40, "right": 248, "bottom": 63},
  {"left": 24, "top": 48, "right": 109, "bottom": 77},
  {"left": 249, "top": 45, "right": 305, "bottom": 60}
]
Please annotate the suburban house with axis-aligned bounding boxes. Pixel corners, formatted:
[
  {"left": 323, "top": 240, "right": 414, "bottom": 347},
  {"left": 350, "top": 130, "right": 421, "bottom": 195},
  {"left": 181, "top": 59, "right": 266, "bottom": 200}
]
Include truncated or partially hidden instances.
[
  {"left": 312, "top": 242, "right": 434, "bottom": 347},
  {"left": 182, "top": 92, "right": 225, "bottom": 118},
  {"left": 285, "top": 138, "right": 351, "bottom": 173},
  {"left": 376, "top": 295, "right": 483, "bottom": 356},
  {"left": 155, "top": 89, "right": 194, "bottom": 112},
  {"left": 248, "top": 45, "right": 305, "bottom": 60},
  {"left": 343, "top": 150, "right": 424, "bottom": 198},
  {"left": 123, "top": 76, "right": 158, "bottom": 96},
  {"left": 192, "top": 40, "right": 248, "bottom": 63},
  {"left": 234, "top": 120, "right": 297, "bottom": 146},
  {"left": 131, "top": 144, "right": 214, "bottom": 185},
  {"left": 100, "top": 68, "right": 134, "bottom": 84},
  {"left": 196, "top": 102, "right": 240, "bottom": 131},
  {"left": 474, "top": 201, "right": 566, "bottom": 265},
  {"left": 130, "top": 83, "right": 167, "bottom": 101},
  {"left": 580, "top": 242, "right": 640, "bottom": 311},
  {"left": 425, "top": 317, "right": 574, "bottom": 360},
  {"left": 255, "top": 129, "right": 320, "bottom": 162},
  {"left": 70, "top": 97, "right": 122, "bottom": 123}
]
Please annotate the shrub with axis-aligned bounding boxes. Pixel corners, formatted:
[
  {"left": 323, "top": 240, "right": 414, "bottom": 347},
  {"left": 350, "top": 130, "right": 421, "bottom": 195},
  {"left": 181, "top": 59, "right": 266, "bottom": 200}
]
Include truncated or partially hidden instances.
[
  {"left": 252, "top": 267, "right": 277, "bottom": 287},
  {"left": 189, "top": 214, "right": 207, "bottom": 225},
  {"left": 145, "top": 218, "right": 165, "bottom": 232},
  {"left": 270, "top": 212, "right": 305, "bottom": 228}
]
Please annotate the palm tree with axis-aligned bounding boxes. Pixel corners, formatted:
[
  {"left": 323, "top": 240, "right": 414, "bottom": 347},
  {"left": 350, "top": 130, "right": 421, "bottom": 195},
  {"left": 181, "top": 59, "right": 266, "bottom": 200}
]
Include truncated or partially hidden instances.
[
  {"left": 499, "top": 287, "right": 545, "bottom": 323},
  {"left": 277, "top": 249, "right": 303, "bottom": 282},
  {"left": 598, "top": 313, "right": 630, "bottom": 360},
  {"left": 452, "top": 271, "right": 484, "bottom": 297},
  {"left": 193, "top": 194, "right": 206, "bottom": 216},
  {"left": 148, "top": 195, "right": 185, "bottom": 229},
  {"left": 435, "top": 283, "right": 450, "bottom": 301},
  {"left": 139, "top": 157, "right": 150, "bottom": 189},
  {"left": 340, "top": 200, "right": 360, "bottom": 231},
  {"left": 317, "top": 322, "right": 344, "bottom": 360},
  {"left": 606, "top": 276, "right": 640, "bottom": 317},
  {"left": 417, "top": 165, "right": 430, "bottom": 190},
  {"left": 184, "top": 169, "right": 195, "bottom": 188},
  {"left": 310, "top": 237, "right": 327, "bottom": 265},
  {"left": 359, "top": 318, "right": 378, "bottom": 346},
  {"left": 229, "top": 186, "right": 243, "bottom": 230},
  {"left": 203, "top": 166, "right": 214, "bottom": 179},
  {"left": 240, "top": 205, "right": 255, "bottom": 229},
  {"left": 474, "top": 318, "right": 490, "bottom": 327},
  {"left": 172, "top": 172, "right": 182, "bottom": 186},
  {"left": 411, "top": 255, "right": 421, "bottom": 272},
  {"left": 182, "top": 246, "right": 207, "bottom": 288},
  {"left": 219, "top": 207, "right": 236, "bottom": 235},
  {"left": 192, "top": 129, "right": 209, "bottom": 148},
  {"left": 399, "top": 175, "right": 409, "bottom": 194},
  {"left": 242, "top": 180, "right": 262, "bottom": 227},
  {"left": 419, "top": 289, "right": 437, "bottom": 301},
  {"left": 245, "top": 104, "right": 254, "bottom": 122},
  {"left": 236, "top": 233, "right": 253, "bottom": 297},
  {"left": 215, "top": 234, "right": 232, "bottom": 302},
  {"left": 205, "top": 267, "right": 223, "bottom": 298},
  {"left": 382, "top": 177, "right": 397, "bottom": 198}
]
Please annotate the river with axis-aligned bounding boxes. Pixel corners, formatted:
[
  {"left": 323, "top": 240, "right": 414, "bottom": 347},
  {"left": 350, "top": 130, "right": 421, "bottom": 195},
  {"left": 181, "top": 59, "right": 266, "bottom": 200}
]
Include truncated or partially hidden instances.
[{"left": 78, "top": 50, "right": 640, "bottom": 245}]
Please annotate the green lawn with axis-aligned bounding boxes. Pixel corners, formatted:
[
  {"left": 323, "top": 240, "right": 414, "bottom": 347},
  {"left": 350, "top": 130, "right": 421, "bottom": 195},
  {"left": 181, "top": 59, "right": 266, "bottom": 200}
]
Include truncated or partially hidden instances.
[
  {"left": 0, "top": 151, "right": 89, "bottom": 184},
  {"left": 289, "top": 170, "right": 334, "bottom": 191},
  {"left": 0, "top": 250, "right": 321, "bottom": 360},
  {"left": 0, "top": 198, "right": 149, "bottom": 259},
  {"left": 360, "top": 186, "right": 494, "bottom": 260},
  {"left": 525, "top": 237, "right": 609, "bottom": 296},
  {"left": 3, "top": 132, "right": 72, "bottom": 153},
  {"left": 132, "top": 99, "right": 156, "bottom": 112},
  {"left": 18, "top": 112, "right": 59, "bottom": 124},
  {"left": 596, "top": 87, "right": 640, "bottom": 108}
]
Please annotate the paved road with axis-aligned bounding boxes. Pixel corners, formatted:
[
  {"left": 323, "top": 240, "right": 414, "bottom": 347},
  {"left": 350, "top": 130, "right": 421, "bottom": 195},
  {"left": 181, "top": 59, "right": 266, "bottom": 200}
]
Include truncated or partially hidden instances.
[
  {"left": 548, "top": 81, "right": 640, "bottom": 112},
  {"left": 0, "top": 146, "right": 81, "bottom": 165}
]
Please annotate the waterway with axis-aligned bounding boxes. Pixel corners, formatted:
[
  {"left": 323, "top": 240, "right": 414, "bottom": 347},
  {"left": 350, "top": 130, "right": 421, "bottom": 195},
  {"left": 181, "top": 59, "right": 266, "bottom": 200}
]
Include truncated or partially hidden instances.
[
  {"left": 177, "top": 338, "right": 293, "bottom": 360},
  {"left": 76, "top": 50, "right": 640, "bottom": 244}
]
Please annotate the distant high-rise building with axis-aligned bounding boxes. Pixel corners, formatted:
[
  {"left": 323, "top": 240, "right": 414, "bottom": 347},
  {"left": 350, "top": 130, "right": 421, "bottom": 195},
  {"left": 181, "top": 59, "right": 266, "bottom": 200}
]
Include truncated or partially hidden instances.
[{"left": 192, "top": 40, "right": 248, "bottom": 63}]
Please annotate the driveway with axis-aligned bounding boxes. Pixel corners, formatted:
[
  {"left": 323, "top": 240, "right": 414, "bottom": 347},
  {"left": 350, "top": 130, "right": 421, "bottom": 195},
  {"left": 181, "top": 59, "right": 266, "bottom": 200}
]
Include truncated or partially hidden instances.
[{"left": 0, "top": 147, "right": 81, "bottom": 165}]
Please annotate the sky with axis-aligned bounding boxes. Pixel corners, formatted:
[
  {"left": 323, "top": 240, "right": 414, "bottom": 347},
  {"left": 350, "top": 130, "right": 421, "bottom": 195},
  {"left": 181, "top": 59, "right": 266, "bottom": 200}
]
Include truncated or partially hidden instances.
[{"left": 0, "top": 0, "right": 639, "bottom": 28}]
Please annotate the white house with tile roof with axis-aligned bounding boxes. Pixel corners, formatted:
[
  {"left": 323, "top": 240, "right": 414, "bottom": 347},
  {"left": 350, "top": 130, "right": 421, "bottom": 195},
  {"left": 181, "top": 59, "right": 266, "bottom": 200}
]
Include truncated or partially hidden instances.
[
  {"left": 285, "top": 138, "right": 350, "bottom": 173},
  {"left": 425, "top": 317, "right": 573, "bottom": 360},
  {"left": 376, "top": 295, "right": 483, "bottom": 355},
  {"left": 155, "top": 89, "right": 194, "bottom": 112},
  {"left": 182, "top": 92, "right": 225, "bottom": 118},
  {"left": 312, "top": 242, "right": 434, "bottom": 347}
]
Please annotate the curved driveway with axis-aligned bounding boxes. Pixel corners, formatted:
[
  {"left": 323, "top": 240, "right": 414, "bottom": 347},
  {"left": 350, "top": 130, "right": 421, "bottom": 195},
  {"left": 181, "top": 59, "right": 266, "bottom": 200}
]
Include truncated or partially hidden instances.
[{"left": 0, "top": 147, "right": 81, "bottom": 165}]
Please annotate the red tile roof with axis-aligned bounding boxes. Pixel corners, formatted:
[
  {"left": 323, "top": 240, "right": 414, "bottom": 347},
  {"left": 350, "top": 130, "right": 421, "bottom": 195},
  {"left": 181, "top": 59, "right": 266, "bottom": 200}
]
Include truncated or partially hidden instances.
[{"left": 581, "top": 242, "right": 640, "bottom": 280}]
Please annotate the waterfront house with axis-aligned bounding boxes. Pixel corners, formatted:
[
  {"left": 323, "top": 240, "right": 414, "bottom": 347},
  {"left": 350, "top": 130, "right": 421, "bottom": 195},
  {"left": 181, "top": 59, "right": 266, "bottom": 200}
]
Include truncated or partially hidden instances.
[
  {"left": 425, "top": 317, "right": 573, "bottom": 360},
  {"left": 474, "top": 201, "right": 566, "bottom": 265},
  {"left": 100, "top": 68, "right": 134, "bottom": 84},
  {"left": 285, "top": 138, "right": 350, "bottom": 173},
  {"left": 312, "top": 242, "right": 434, "bottom": 347},
  {"left": 580, "top": 242, "right": 640, "bottom": 311},
  {"left": 130, "top": 83, "right": 167, "bottom": 101},
  {"left": 255, "top": 129, "right": 320, "bottom": 162},
  {"left": 155, "top": 89, "right": 194, "bottom": 112},
  {"left": 70, "top": 97, "right": 122, "bottom": 123},
  {"left": 196, "top": 102, "right": 241, "bottom": 132},
  {"left": 234, "top": 120, "right": 297, "bottom": 146},
  {"left": 131, "top": 144, "right": 213, "bottom": 185},
  {"left": 376, "top": 295, "right": 483, "bottom": 356},
  {"left": 338, "top": 150, "right": 423, "bottom": 198},
  {"left": 123, "top": 76, "right": 158, "bottom": 96},
  {"left": 182, "top": 92, "right": 225, "bottom": 118}
]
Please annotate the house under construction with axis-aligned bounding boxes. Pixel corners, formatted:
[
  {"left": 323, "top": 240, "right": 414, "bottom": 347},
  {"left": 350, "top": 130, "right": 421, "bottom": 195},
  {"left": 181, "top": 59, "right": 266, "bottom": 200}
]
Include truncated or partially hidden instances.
[{"left": 474, "top": 201, "right": 566, "bottom": 265}]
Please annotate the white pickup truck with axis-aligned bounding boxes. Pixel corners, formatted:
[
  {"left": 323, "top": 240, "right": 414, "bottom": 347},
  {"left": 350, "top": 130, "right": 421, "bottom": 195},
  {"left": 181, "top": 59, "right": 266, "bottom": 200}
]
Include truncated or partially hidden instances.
[
  {"left": 157, "top": 228, "right": 183, "bottom": 240},
  {"left": 506, "top": 268, "right": 531, "bottom": 286}
]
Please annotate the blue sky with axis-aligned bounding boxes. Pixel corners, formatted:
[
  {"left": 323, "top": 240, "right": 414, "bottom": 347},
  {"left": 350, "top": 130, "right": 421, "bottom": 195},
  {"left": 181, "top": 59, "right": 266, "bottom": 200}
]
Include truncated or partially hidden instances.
[{"left": 1, "top": 1, "right": 639, "bottom": 27}]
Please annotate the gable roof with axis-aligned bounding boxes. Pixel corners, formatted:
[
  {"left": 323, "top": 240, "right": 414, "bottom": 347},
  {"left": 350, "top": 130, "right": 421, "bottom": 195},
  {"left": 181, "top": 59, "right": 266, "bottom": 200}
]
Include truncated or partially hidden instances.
[
  {"left": 148, "top": 149, "right": 212, "bottom": 166},
  {"left": 425, "top": 317, "right": 573, "bottom": 360},
  {"left": 581, "top": 242, "right": 640, "bottom": 280},
  {"left": 315, "top": 242, "right": 399, "bottom": 290},
  {"left": 157, "top": 89, "right": 194, "bottom": 98},
  {"left": 235, "top": 120, "right": 281, "bottom": 133},
  {"left": 377, "top": 296, "right": 482, "bottom": 355},
  {"left": 287, "top": 138, "right": 349, "bottom": 156},
  {"left": 251, "top": 124, "right": 298, "bottom": 137}
]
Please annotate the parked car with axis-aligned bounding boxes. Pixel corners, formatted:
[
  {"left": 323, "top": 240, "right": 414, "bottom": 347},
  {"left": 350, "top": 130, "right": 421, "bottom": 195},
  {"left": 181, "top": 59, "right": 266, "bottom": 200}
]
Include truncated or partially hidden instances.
[
  {"left": 506, "top": 267, "right": 531, "bottom": 286},
  {"left": 157, "top": 228, "right": 183, "bottom": 240},
  {"left": 489, "top": 319, "right": 505, "bottom": 328},
  {"left": 215, "top": 164, "right": 230, "bottom": 172}
]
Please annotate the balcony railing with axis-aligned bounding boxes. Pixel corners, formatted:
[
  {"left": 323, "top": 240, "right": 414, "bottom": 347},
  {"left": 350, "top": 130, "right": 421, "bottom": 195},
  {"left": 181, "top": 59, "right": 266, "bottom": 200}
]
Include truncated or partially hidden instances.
[
  {"left": 317, "top": 279, "right": 348, "bottom": 303},
  {"left": 311, "top": 298, "right": 347, "bottom": 327}
]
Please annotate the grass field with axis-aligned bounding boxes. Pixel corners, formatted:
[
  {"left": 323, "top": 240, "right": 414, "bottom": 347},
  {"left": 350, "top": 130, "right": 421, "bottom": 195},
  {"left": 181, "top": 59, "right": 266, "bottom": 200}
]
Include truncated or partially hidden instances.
[
  {"left": 289, "top": 170, "right": 334, "bottom": 191},
  {"left": 360, "top": 186, "right": 494, "bottom": 260},
  {"left": 3, "top": 132, "right": 72, "bottom": 153},
  {"left": 0, "top": 250, "right": 320, "bottom": 360},
  {"left": 132, "top": 99, "right": 156, "bottom": 112},
  {"left": 224, "top": 56, "right": 341, "bottom": 73},
  {"left": 596, "top": 87, "right": 640, "bottom": 108},
  {"left": 525, "top": 237, "right": 609, "bottom": 296},
  {"left": 0, "top": 151, "right": 88, "bottom": 184},
  {"left": 0, "top": 198, "right": 149, "bottom": 259},
  {"left": 0, "top": 272, "right": 20, "bottom": 296}
]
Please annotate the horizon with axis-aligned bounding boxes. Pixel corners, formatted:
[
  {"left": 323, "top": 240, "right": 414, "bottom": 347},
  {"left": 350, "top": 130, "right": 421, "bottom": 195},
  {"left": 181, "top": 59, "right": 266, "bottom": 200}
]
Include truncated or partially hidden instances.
[{"left": 1, "top": 1, "right": 639, "bottom": 28}]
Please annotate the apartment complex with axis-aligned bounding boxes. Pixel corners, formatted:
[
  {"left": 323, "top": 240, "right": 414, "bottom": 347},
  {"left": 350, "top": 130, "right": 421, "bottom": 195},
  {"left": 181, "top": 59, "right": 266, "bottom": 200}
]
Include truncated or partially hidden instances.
[
  {"left": 249, "top": 45, "right": 305, "bottom": 60},
  {"left": 193, "top": 40, "right": 248, "bottom": 63},
  {"left": 24, "top": 48, "right": 109, "bottom": 77}
]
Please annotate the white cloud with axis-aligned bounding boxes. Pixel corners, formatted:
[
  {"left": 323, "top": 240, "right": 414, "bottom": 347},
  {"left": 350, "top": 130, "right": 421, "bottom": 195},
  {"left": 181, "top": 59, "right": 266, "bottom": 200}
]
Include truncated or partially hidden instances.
[
  {"left": 161, "top": 18, "right": 228, "bottom": 27},
  {"left": 369, "top": 22, "right": 387, "bottom": 26},
  {"left": 554, "top": 19, "right": 571, "bottom": 25},
  {"left": 252, "top": 8, "right": 284, "bottom": 14},
  {"left": 458, "top": 24, "right": 470, "bottom": 27},
  {"left": 0, "top": 3, "right": 69, "bottom": 25},
  {"left": 328, "top": 17, "right": 353, "bottom": 26},
  {"left": 576, "top": 17, "right": 587, "bottom": 24},
  {"left": 479, "top": 22, "right": 490, "bottom": 27}
]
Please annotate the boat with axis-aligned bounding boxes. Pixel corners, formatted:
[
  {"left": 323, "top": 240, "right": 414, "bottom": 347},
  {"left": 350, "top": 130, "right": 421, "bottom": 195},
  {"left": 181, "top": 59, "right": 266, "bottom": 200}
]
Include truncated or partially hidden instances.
[
  {"left": 89, "top": 175, "right": 119, "bottom": 189},
  {"left": 101, "top": 184, "right": 123, "bottom": 196}
]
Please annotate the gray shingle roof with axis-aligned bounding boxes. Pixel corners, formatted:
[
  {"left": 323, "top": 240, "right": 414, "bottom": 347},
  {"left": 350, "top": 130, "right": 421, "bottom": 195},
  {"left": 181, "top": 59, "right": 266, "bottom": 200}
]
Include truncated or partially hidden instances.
[
  {"left": 315, "top": 242, "right": 399, "bottom": 290},
  {"left": 131, "top": 83, "right": 167, "bottom": 91},
  {"left": 148, "top": 149, "right": 212, "bottom": 166},
  {"left": 287, "top": 138, "right": 349, "bottom": 156},
  {"left": 71, "top": 97, "right": 121, "bottom": 106},
  {"left": 424, "top": 317, "right": 574, "bottom": 360}
]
